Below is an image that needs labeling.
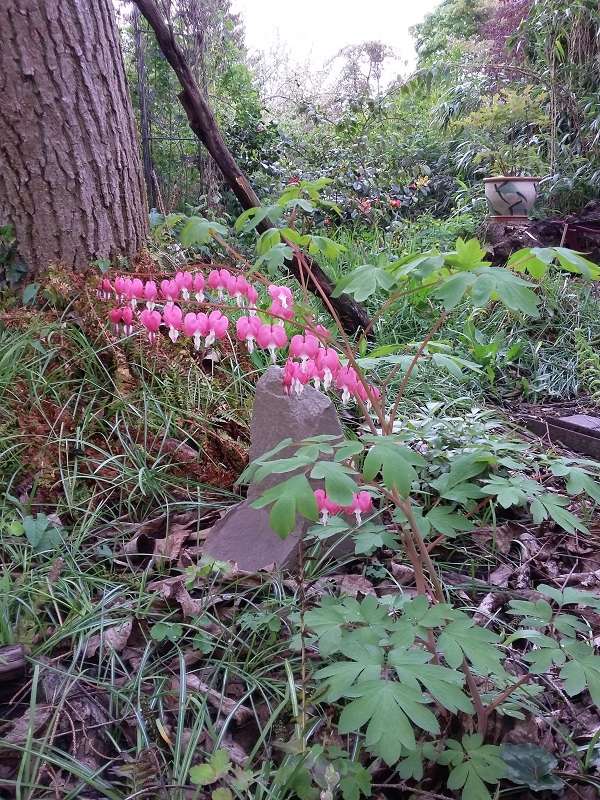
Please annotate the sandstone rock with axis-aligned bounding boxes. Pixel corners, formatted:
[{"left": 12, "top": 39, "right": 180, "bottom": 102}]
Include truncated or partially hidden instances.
[{"left": 202, "top": 366, "right": 344, "bottom": 571}]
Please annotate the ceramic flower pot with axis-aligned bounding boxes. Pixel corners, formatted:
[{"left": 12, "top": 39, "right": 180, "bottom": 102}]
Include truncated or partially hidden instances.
[{"left": 483, "top": 176, "right": 540, "bottom": 222}]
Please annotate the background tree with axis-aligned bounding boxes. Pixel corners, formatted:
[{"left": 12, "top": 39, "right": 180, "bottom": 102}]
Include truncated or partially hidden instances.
[{"left": 0, "top": 0, "right": 147, "bottom": 274}]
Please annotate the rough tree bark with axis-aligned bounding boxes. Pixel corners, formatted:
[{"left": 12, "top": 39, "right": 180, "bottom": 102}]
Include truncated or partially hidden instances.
[
  {"left": 0, "top": 0, "right": 148, "bottom": 273},
  {"left": 133, "top": 6, "right": 156, "bottom": 210},
  {"left": 132, "top": 0, "right": 371, "bottom": 335}
]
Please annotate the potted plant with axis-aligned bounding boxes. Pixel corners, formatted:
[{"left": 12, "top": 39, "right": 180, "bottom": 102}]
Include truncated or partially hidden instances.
[{"left": 482, "top": 146, "right": 543, "bottom": 223}]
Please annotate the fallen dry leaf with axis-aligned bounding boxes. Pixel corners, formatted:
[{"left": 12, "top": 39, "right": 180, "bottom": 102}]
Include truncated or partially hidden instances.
[
  {"left": 85, "top": 618, "right": 133, "bottom": 658},
  {"left": 152, "top": 523, "right": 192, "bottom": 564},
  {"left": 337, "top": 574, "right": 375, "bottom": 597},
  {"left": 489, "top": 563, "right": 513, "bottom": 587},
  {"left": 390, "top": 562, "right": 415, "bottom": 584},
  {"left": 173, "top": 674, "right": 253, "bottom": 724},
  {"left": 3, "top": 705, "right": 52, "bottom": 744}
]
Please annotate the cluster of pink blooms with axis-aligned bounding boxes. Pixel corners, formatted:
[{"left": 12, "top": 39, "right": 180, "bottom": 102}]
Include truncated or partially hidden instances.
[
  {"left": 282, "top": 332, "right": 380, "bottom": 408},
  {"left": 99, "top": 270, "right": 380, "bottom": 408},
  {"left": 314, "top": 489, "right": 373, "bottom": 525}
]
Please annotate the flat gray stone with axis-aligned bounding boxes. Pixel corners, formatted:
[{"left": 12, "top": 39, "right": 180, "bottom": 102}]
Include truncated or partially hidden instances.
[
  {"left": 203, "top": 366, "right": 344, "bottom": 571},
  {"left": 559, "top": 414, "right": 600, "bottom": 434}
]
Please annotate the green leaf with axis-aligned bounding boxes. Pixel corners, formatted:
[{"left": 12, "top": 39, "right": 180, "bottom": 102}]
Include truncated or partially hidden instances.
[
  {"left": 307, "top": 235, "right": 346, "bottom": 260},
  {"left": 388, "top": 648, "right": 473, "bottom": 714},
  {"left": 150, "top": 622, "right": 184, "bottom": 643},
  {"left": 445, "top": 238, "right": 490, "bottom": 270},
  {"left": 310, "top": 461, "right": 358, "bottom": 505},
  {"left": 438, "top": 617, "right": 503, "bottom": 675},
  {"left": 22, "top": 513, "right": 62, "bottom": 554},
  {"left": 363, "top": 440, "right": 423, "bottom": 496},
  {"left": 315, "top": 641, "right": 384, "bottom": 701},
  {"left": 23, "top": 283, "right": 40, "bottom": 306},
  {"left": 256, "top": 228, "right": 281, "bottom": 255},
  {"left": 501, "top": 744, "right": 563, "bottom": 792},
  {"left": 179, "top": 216, "right": 228, "bottom": 247},
  {"left": 255, "top": 243, "right": 293, "bottom": 275},
  {"left": 251, "top": 474, "right": 318, "bottom": 537},
  {"left": 332, "top": 265, "right": 396, "bottom": 302},
  {"left": 234, "top": 204, "right": 282, "bottom": 233},
  {"left": 561, "top": 642, "right": 600, "bottom": 705},
  {"left": 189, "top": 749, "right": 231, "bottom": 786},
  {"left": 425, "top": 506, "right": 474, "bottom": 537},
  {"left": 554, "top": 247, "right": 600, "bottom": 279},
  {"left": 435, "top": 272, "right": 475, "bottom": 309},
  {"left": 338, "top": 679, "right": 440, "bottom": 764}
]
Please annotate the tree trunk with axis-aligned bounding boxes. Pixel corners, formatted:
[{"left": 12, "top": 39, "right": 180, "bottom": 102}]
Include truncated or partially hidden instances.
[
  {"left": 132, "top": 0, "right": 371, "bottom": 335},
  {"left": 133, "top": 6, "right": 156, "bottom": 210},
  {"left": 0, "top": 0, "right": 148, "bottom": 274}
]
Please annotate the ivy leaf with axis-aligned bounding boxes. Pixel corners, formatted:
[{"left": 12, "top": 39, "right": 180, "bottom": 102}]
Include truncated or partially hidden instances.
[
  {"left": 338, "top": 679, "right": 440, "bottom": 764},
  {"left": 310, "top": 461, "right": 358, "bottom": 505},
  {"left": 500, "top": 744, "right": 563, "bottom": 792},
  {"left": 332, "top": 265, "right": 396, "bottom": 302}
]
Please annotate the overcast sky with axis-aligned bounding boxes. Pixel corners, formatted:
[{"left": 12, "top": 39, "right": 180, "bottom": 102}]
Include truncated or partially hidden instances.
[{"left": 231, "top": 0, "right": 442, "bottom": 79}]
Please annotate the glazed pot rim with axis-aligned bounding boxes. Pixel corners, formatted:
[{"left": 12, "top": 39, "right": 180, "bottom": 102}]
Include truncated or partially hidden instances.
[{"left": 483, "top": 175, "right": 541, "bottom": 182}]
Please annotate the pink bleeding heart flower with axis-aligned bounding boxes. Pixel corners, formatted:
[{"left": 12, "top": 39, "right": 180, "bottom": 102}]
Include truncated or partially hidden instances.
[
  {"left": 114, "top": 276, "right": 127, "bottom": 300},
  {"left": 257, "top": 323, "right": 288, "bottom": 362},
  {"left": 316, "top": 347, "right": 341, "bottom": 389},
  {"left": 344, "top": 491, "right": 373, "bottom": 524},
  {"left": 160, "top": 279, "right": 180, "bottom": 305},
  {"left": 204, "top": 309, "right": 229, "bottom": 347},
  {"left": 236, "top": 315, "right": 261, "bottom": 353},
  {"left": 268, "top": 284, "right": 293, "bottom": 309},
  {"left": 282, "top": 358, "right": 310, "bottom": 395},
  {"left": 140, "top": 309, "right": 161, "bottom": 343},
  {"left": 143, "top": 280, "right": 158, "bottom": 309},
  {"left": 356, "top": 382, "right": 381, "bottom": 410},
  {"left": 192, "top": 273, "right": 205, "bottom": 302},
  {"left": 268, "top": 300, "right": 294, "bottom": 325},
  {"left": 175, "top": 271, "right": 193, "bottom": 301},
  {"left": 314, "top": 489, "right": 341, "bottom": 524},
  {"left": 163, "top": 304, "right": 183, "bottom": 342},
  {"left": 335, "top": 365, "right": 359, "bottom": 405},
  {"left": 131, "top": 278, "right": 145, "bottom": 304},
  {"left": 121, "top": 306, "right": 134, "bottom": 336},
  {"left": 227, "top": 275, "right": 250, "bottom": 307},
  {"left": 207, "top": 268, "right": 231, "bottom": 299},
  {"left": 245, "top": 283, "right": 258, "bottom": 310},
  {"left": 290, "top": 333, "right": 319, "bottom": 368},
  {"left": 183, "top": 312, "right": 208, "bottom": 350},
  {"left": 97, "top": 278, "right": 112, "bottom": 300},
  {"left": 108, "top": 307, "right": 122, "bottom": 334}
]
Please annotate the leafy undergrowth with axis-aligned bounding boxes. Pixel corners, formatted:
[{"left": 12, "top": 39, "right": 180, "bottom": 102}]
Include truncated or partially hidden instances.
[{"left": 1, "top": 266, "right": 600, "bottom": 800}]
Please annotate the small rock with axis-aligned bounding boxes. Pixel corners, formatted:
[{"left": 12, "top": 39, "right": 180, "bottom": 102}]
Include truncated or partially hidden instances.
[{"left": 203, "top": 366, "right": 344, "bottom": 571}]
